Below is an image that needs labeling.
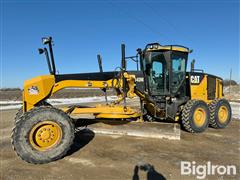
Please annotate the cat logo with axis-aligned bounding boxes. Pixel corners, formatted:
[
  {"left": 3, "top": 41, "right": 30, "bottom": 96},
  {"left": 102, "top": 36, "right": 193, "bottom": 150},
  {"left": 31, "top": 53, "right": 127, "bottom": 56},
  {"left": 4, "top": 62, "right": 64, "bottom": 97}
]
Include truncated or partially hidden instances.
[{"left": 191, "top": 75, "right": 200, "bottom": 84}]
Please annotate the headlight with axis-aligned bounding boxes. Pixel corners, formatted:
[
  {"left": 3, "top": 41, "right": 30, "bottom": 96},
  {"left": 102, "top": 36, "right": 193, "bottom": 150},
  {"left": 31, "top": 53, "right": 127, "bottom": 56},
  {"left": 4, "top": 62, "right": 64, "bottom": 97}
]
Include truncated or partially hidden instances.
[{"left": 42, "top": 37, "right": 51, "bottom": 45}]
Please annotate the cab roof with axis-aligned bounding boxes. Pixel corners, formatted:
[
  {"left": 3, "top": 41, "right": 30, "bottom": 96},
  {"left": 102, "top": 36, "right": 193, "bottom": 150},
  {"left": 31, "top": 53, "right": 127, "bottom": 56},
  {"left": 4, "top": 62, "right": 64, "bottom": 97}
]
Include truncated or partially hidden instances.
[{"left": 145, "top": 43, "right": 190, "bottom": 53}]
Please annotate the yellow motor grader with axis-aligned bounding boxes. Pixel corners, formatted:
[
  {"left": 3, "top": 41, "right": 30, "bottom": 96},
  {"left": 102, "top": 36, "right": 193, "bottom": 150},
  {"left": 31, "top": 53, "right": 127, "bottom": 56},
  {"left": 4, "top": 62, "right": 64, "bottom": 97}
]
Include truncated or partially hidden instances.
[{"left": 12, "top": 37, "right": 231, "bottom": 164}]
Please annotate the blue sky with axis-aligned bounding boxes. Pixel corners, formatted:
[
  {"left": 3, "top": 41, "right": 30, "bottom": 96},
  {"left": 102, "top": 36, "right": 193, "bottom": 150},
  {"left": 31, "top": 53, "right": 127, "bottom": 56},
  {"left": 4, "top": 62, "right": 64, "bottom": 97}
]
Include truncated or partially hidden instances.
[{"left": 1, "top": 0, "right": 239, "bottom": 88}]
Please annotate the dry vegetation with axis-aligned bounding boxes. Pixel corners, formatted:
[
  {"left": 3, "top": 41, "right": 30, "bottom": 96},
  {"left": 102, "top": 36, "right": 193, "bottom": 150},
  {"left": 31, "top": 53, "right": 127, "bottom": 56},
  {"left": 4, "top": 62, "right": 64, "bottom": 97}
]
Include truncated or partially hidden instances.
[
  {"left": 0, "top": 88, "right": 116, "bottom": 101},
  {"left": 223, "top": 85, "right": 240, "bottom": 102}
]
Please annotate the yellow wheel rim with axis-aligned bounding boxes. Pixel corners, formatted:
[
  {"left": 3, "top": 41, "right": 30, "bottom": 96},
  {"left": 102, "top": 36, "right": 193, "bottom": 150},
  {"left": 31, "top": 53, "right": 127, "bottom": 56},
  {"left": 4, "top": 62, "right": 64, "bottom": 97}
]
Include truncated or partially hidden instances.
[
  {"left": 29, "top": 121, "right": 62, "bottom": 151},
  {"left": 218, "top": 106, "right": 228, "bottom": 123},
  {"left": 193, "top": 107, "right": 206, "bottom": 127}
]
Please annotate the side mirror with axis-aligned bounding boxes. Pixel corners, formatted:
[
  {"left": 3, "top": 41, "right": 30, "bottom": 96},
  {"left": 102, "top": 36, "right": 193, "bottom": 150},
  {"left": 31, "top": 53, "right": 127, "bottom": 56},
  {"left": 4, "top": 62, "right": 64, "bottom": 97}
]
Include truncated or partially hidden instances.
[
  {"left": 38, "top": 48, "right": 44, "bottom": 54},
  {"left": 136, "top": 48, "right": 142, "bottom": 55}
]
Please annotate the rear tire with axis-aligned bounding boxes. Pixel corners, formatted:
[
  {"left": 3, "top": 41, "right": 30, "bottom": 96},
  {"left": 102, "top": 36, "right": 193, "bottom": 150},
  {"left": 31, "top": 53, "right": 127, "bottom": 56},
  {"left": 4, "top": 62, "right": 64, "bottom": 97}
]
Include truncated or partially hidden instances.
[
  {"left": 11, "top": 106, "right": 74, "bottom": 164},
  {"left": 182, "top": 100, "right": 210, "bottom": 133},
  {"left": 209, "top": 99, "right": 232, "bottom": 129}
]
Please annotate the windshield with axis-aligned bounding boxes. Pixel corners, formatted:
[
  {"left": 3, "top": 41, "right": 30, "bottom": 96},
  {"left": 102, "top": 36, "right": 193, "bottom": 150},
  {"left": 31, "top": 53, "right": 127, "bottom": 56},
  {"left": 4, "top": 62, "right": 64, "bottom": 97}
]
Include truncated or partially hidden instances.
[
  {"left": 142, "top": 51, "right": 187, "bottom": 96},
  {"left": 171, "top": 52, "right": 187, "bottom": 93},
  {"left": 143, "top": 51, "right": 169, "bottom": 95}
]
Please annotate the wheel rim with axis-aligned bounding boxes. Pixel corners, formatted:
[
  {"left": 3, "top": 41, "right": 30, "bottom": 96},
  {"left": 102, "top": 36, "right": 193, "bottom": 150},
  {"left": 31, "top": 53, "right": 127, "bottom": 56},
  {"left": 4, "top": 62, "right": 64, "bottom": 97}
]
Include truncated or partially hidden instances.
[
  {"left": 218, "top": 106, "right": 228, "bottom": 123},
  {"left": 29, "top": 121, "right": 62, "bottom": 151},
  {"left": 193, "top": 107, "right": 206, "bottom": 127}
]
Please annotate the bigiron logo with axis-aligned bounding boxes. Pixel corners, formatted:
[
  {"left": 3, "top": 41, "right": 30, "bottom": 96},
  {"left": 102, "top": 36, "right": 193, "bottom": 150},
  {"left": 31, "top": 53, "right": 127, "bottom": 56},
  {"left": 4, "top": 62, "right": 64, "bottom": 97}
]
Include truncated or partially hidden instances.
[{"left": 181, "top": 161, "right": 237, "bottom": 179}]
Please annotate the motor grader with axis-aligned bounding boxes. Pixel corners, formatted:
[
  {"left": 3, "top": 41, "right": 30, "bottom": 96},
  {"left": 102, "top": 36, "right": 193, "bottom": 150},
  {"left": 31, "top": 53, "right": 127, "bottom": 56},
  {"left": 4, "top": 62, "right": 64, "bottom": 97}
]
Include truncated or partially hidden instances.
[{"left": 12, "top": 37, "right": 232, "bottom": 164}]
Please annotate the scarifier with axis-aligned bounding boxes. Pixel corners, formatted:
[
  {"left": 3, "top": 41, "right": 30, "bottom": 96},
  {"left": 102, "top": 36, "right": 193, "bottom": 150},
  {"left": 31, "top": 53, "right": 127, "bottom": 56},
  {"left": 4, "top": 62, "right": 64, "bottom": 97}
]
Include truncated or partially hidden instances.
[{"left": 12, "top": 37, "right": 232, "bottom": 164}]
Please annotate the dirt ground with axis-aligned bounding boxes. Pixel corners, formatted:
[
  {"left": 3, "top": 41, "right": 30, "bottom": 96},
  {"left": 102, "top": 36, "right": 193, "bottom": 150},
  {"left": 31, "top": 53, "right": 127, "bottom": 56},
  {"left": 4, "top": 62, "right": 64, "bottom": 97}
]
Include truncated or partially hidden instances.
[{"left": 0, "top": 108, "right": 239, "bottom": 180}]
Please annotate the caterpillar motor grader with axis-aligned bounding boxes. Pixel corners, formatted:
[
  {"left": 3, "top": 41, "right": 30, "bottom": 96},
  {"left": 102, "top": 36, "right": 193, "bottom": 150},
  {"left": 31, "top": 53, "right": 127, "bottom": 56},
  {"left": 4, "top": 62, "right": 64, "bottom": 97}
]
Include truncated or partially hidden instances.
[{"left": 12, "top": 37, "right": 232, "bottom": 164}]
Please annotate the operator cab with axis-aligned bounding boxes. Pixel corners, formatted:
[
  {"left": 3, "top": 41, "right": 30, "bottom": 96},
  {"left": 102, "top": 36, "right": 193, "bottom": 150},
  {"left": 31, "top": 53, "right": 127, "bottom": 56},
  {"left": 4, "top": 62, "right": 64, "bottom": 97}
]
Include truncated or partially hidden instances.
[{"left": 140, "top": 43, "right": 190, "bottom": 98}]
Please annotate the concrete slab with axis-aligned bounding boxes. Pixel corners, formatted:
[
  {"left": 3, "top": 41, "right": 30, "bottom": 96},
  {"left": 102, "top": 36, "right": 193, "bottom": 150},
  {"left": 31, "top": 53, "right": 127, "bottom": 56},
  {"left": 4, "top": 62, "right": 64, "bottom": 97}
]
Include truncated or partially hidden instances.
[{"left": 86, "top": 121, "right": 180, "bottom": 140}]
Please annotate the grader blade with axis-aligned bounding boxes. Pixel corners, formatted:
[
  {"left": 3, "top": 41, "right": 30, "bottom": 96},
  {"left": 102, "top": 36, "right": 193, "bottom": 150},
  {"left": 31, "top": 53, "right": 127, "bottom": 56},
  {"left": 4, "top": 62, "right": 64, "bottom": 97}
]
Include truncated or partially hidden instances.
[{"left": 86, "top": 121, "right": 180, "bottom": 140}]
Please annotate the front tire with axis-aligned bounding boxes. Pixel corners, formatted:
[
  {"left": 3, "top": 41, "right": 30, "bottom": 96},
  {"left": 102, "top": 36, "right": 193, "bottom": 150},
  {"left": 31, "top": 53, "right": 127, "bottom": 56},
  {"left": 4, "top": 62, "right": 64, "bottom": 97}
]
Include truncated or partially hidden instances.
[
  {"left": 14, "top": 101, "right": 51, "bottom": 123},
  {"left": 209, "top": 99, "right": 232, "bottom": 129},
  {"left": 182, "top": 100, "right": 210, "bottom": 133},
  {"left": 15, "top": 107, "right": 23, "bottom": 123},
  {"left": 11, "top": 106, "right": 75, "bottom": 164}
]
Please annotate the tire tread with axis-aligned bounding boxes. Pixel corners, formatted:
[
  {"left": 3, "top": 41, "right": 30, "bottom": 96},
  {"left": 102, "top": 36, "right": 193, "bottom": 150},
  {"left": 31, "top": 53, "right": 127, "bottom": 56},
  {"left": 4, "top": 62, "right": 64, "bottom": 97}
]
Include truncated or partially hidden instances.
[{"left": 11, "top": 106, "right": 74, "bottom": 164}]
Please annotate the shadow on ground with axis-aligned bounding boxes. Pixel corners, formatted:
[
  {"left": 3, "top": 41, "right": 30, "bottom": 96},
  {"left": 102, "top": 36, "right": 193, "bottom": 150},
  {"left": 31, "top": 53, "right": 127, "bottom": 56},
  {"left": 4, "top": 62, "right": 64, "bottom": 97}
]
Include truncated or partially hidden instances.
[
  {"left": 132, "top": 163, "right": 166, "bottom": 180},
  {"left": 67, "top": 128, "right": 95, "bottom": 156},
  {"left": 65, "top": 117, "right": 133, "bottom": 158}
]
